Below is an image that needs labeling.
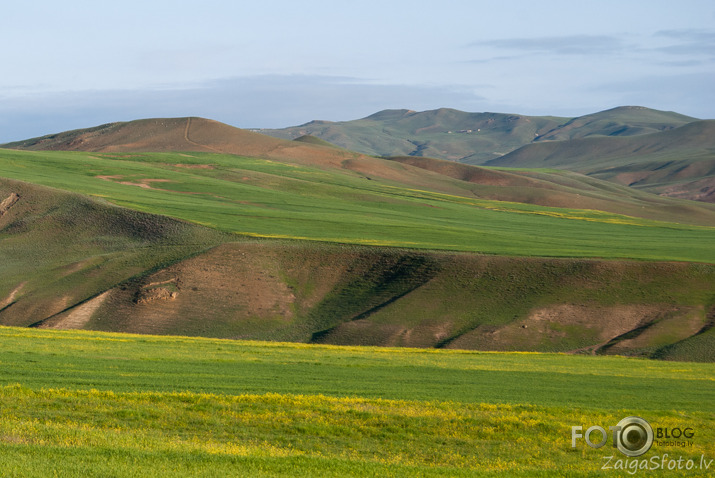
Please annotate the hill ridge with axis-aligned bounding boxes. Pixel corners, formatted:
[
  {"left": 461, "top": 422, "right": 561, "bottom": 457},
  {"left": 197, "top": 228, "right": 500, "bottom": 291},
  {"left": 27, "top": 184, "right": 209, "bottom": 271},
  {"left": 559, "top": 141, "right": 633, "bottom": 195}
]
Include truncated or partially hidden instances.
[
  {"left": 260, "top": 105, "right": 697, "bottom": 163},
  {"left": 489, "top": 119, "right": 715, "bottom": 202}
]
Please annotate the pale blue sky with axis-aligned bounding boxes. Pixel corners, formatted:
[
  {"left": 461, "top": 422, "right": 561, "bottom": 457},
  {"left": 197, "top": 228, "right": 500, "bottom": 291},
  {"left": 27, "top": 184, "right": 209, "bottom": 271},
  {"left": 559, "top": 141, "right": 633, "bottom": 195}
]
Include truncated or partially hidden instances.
[{"left": 1, "top": 0, "right": 713, "bottom": 141}]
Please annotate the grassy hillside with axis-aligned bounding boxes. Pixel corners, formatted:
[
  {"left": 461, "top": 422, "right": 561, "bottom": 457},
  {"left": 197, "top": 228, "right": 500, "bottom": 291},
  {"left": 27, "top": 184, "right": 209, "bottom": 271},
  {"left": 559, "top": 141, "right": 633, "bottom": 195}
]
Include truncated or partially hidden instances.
[
  {"left": 0, "top": 327, "right": 712, "bottom": 476},
  {"left": 488, "top": 120, "right": 715, "bottom": 202},
  {"left": 535, "top": 105, "right": 696, "bottom": 141},
  {"left": 2, "top": 173, "right": 713, "bottom": 359},
  {"left": 386, "top": 155, "right": 715, "bottom": 225},
  {"left": 0, "top": 149, "right": 713, "bottom": 261},
  {"left": 261, "top": 106, "right": 695, "bottom": 163},
  {"left": 0, "top": 177, "right": 226, "bottom": 327},
  {"left": 1, "top": 121, "right": 714, "bottom": 358},
  {"left": 69, "top": 243, "right": 715, "bottom": 360},
  {"left": 6, "top": 113, "right": 713, "bottom": 205},
  {"left": 261, "top": 106, "right": 712, "bottom": 202},
  {"left": 262, "top": 108, "right": 568, "bottom": 163}
]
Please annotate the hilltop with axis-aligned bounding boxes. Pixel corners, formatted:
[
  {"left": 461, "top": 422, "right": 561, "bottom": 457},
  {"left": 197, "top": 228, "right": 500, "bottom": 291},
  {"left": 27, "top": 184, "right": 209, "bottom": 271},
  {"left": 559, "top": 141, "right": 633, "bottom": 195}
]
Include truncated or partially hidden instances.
[
  {"left": 260, "top": 106, "right": 696, "bottom": 163},
  {"left": 2, "top": 117, "right": 365, "bottom": 167}
]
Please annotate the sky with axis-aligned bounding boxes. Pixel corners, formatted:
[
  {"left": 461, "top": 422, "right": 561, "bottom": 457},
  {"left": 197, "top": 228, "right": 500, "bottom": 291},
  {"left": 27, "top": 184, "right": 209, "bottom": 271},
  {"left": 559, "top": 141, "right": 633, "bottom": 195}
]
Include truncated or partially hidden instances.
[{"left": 1, "top": 0, "right": 714, "bottom": 142}]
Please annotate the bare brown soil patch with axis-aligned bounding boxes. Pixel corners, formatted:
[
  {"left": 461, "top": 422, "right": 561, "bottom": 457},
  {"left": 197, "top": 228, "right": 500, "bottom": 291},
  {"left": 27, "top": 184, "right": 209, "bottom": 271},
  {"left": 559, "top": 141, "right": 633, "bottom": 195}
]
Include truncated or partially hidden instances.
[
  {"left": 659, "top": 177, "right": 715, "bottom": 203},
  {"left": 0, "top": 282, "right": 26, "bottom": 311},
  {"left": 93, "top": 243, "right": 300, "bottom": 337},
  {"left": 136, "top": 279, "right": 179, "bottom": 304},
  {"left": 604, "top": 306, "right": 705, "bottom": 352},
  {"left": 40, "top": 292, "right": 111, "bottom": 330},
  {"left": 0, "top": 192, "right": 20, "bottom": 217},
  {"left": 172, "top": 163, "right": 215, "bottom": 169},
  {"left": 96, "top": 175, "right": 173, "bottom": 190}
]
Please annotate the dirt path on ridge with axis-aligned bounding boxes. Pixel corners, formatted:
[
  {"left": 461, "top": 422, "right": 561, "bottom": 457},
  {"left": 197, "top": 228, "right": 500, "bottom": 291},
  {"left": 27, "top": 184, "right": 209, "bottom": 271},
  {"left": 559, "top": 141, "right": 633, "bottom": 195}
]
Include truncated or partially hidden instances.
[{"left": 184, "top": 117, "right": 223, "bottom": 153}]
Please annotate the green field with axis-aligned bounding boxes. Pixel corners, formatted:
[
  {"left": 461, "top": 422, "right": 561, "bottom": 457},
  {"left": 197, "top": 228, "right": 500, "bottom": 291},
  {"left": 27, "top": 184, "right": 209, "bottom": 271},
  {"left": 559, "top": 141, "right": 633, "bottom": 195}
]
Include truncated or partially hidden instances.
[
  {"left": 0, "top": 149, "right": 713, "bottom": 262},
  {"left": 0, "top": 326, "right": 713, "bottom": 477}
]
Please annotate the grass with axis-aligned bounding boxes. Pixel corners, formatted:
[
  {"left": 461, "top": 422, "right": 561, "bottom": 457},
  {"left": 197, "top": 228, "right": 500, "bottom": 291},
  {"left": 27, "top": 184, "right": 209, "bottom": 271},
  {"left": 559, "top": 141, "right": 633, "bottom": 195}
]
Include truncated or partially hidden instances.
[
  {"left": 0, "top": 327, "right": 713, "bottom": 476},
  {"left": 0, "top": 176, "right": 226, "bottom": 328},
  {"left": 1, "top": 149, "right": 713, "bottom": 263},
  {"left": 2, "top": 179, "right": 711, "bottom": 356}
]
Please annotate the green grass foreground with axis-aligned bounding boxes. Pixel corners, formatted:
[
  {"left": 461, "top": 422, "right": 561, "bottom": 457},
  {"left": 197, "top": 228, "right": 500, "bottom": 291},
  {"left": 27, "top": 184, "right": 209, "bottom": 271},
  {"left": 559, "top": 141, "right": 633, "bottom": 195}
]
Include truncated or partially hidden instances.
[
  {"left": 0, "top": 327, "right": 712, "bottom": 476},
  {"left": 1, "top": 149, "right": 713, "bottom": 262}
]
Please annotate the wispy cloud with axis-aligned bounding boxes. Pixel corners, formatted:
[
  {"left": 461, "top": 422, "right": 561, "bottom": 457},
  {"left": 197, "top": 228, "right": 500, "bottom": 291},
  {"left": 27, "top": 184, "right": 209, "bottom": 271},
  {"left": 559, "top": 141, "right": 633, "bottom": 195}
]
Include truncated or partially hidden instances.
[
  {"left": 469, "top": 35, "right": 626, "bottom": 55},
  {"left": 653, "top": 28, "right": 715, "bottom": 56}
]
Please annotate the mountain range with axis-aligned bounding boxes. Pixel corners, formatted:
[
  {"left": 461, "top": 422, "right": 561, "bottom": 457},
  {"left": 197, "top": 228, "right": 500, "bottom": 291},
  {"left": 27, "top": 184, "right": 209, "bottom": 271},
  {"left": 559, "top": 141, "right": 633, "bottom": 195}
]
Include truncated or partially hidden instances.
[{"left": 259, "top": 106, "right": 714, "bottom": 202}]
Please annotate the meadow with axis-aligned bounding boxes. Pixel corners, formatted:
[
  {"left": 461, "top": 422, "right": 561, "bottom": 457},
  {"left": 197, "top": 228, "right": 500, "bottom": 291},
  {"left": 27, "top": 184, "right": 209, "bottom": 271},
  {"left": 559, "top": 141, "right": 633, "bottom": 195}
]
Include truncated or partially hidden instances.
[
  {"left": 0, "top": 148, "right": 713, "bottom": 262},
  {"left": 0, "top": 326, "right": 713, "bottom": 476}
]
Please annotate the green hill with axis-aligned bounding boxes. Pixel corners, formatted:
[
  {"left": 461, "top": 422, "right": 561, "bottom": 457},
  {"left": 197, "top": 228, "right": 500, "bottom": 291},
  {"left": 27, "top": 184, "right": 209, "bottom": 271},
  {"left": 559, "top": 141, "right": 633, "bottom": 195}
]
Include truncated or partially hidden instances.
[
  {"left": 5, "top": 118, "right": 715, "bottom": 225},
  {"left": 0, "top": 177, "right": 225, "bottom": 328},
  {"left": 260, "top": 106, "right": 696, "bottom": 163},
  {"left": 1, "top": 152, "right": 714, "bottom": 360},
  {"left": 260, "top": 106, "right": 713, "bottom": 201},
  {"left": 534, "top": 105, "right": 696, "bottom": 141},
  {"left": 261, "top": 108, "right": 567, "bottom": 163},
  {"left": 488, "top": 120, "right": 715, "bottom": 202},
  {"left": 1, "top": 117, "right": 714, "bottom": 359},
  {"left": 1, "top": 149, "right": 713, "bottom": 259}
]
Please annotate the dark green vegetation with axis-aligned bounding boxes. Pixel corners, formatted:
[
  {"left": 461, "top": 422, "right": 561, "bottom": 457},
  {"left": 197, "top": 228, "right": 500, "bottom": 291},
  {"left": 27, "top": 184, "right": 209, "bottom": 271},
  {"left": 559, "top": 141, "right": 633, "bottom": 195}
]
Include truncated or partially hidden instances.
[
  {"left": 0, "top": 327, "right": 713, "bottom": 476},
  {"left": 262, "top": 106, "right": 714, "bottom": 202}
]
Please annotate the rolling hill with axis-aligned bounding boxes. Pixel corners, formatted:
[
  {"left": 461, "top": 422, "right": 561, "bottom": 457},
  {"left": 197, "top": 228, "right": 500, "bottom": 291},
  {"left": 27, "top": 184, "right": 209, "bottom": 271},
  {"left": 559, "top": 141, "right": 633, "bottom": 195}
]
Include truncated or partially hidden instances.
[
  {"left": 487, "top": 119, "right": 715, "bottom": 202},
  {"left": 260, "top": 106, "right": 697, "bottom": 163},
  {"left": 533, "top": 105, "right": 697, "bottom": 141},
  {"left": 1, "top": 178, "right": 713, "bottom": 360},
  {"left": 4, "top": 117, "right": 715, "bottom": 225},
  {"left": 260, "top": 106, "right": 714, "bottom": 202},
  {"left": 1, "top": 116, "right": 714, "bottom": 360}
]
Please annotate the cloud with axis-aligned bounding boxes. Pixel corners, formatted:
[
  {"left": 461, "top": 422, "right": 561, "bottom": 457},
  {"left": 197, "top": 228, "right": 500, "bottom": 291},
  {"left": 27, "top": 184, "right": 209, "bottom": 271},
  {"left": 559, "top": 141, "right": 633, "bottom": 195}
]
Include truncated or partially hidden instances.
[
  {"left": 653, "top": 28, "right": 715, "bottom": 57},
  {"left": 0, "top": 75, "right": 489, "bottom": 142},
  {"left": 470, "top": 35, "right": 626, "bottom": 55}
]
